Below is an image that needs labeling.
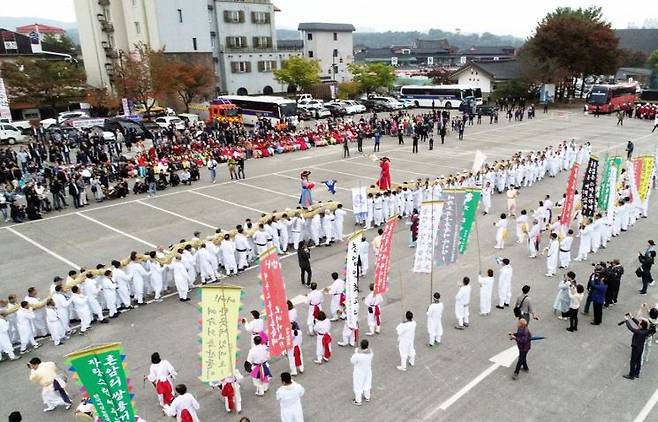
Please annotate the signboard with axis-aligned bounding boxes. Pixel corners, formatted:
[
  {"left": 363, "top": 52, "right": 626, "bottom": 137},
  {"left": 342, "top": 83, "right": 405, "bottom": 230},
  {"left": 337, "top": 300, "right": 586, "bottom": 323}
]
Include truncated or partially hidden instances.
[
  {"left": 3, "top": 41, "right": 17, "bottom": 50},
  {"left": 121, "top": 98, "right": 130, "bottom": 116},
  {"left": 427, "top": 57, "right": 434, "bottom": 66},
  {"left": 391, "top": 57, "right": 398, "bottom": 66},
  {"left": 70, "top": 118, "right": 107, "bottom": 129}
]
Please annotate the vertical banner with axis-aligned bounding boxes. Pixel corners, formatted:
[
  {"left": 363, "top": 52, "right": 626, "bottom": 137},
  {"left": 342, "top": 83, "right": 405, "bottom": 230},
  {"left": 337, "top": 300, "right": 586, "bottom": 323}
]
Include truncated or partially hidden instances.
[
  {"left": 373, "top": 216, "right": 398, "bottom": 294},
  {"left": 436, "top": 190, "right": 465, "bottom": 267},
  {"left": 458, "top": 189, "right": 482, "bottom": 254},
  {"left": 0, "top": 78, "right": 10, "bottom": 119},
  {"left": 580, "top": 156, "right": 599, "bottom": 217},
  {"left": 412, "top": 201, "right": 444, "bottom": 273},
  {"left": 200, "top": 285, "right": 241, "bottom": 382},
  {"left": 606, "top": 163, "right": 618, "bottom": 213},
  {"left": 627, "top": 159, "right": 641, "bottom": 206},
  {"left": 345, "top": 231, "right": 363, "bottom": 329},
  {"left": 597, "top": 157, "right": 611, "bottom": 212},
  {"left": 638, "top": 156, "right": 655, "bottom": 201},
  {"left": 259, "top": 248, "right": 293, "bottom": 357},
  {"left": 561, "top": 163, "right": 580, "bottom": 225},
  {"left": 633, "top": 158, "right": 644, "bottom": 197},
  {"left": 65, "top": 343, "right": 136, "bottom": 422}
]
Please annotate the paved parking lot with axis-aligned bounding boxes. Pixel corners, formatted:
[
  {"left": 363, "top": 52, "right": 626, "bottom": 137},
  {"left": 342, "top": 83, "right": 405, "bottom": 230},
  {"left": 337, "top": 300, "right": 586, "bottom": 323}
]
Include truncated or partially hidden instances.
[{"left": 2, "top": 110, "right": 658, "bottom": 421}]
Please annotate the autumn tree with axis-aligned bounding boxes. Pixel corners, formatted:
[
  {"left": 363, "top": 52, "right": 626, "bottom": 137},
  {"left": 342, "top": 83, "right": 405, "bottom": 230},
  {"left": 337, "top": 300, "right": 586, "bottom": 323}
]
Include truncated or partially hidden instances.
[
  {"left": 425, "top": 67, "right": 453, "bottom": 85},
  {"left": 273, "top": 56, "right": 321, "bottom": 93},
  {"left": 85, "top": 87, "right": 120, "bottom": 116},
  {"left": 347, "top": 63, "right": 396, "bottom": 94},
  {"left": 113, "top": 43, "right": 174, "bottom": 113},
  {"left": 0, "top": 58, "right": 86, "bottom": 112},
  {"left": 521, "top": 6, "right": 621, "bottom": 98},
  {"left": 171, "top": 62, "right": 214, "bottom": 112}
]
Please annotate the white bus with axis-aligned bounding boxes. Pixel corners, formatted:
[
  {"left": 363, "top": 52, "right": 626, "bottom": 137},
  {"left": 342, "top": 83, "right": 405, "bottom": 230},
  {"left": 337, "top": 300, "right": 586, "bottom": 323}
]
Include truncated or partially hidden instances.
[
  {"left": 219, "top": 95, "right": 298, "bottom": 126},
  {"left": 399, "top": 85, "right": 483, "bottom": 108}
]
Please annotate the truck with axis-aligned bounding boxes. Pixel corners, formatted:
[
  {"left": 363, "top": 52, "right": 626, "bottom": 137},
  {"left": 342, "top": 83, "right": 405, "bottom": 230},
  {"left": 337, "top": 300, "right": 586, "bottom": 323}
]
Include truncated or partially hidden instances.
[{"left": 190, "top": 99, "right": 242, "bottom": 125}]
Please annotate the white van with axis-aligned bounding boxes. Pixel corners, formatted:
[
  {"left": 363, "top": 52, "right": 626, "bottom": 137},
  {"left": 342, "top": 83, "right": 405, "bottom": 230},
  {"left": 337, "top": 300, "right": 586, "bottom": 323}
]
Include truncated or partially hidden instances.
[
  {"left": 177, "top": 113, "right": 200, "bottom": 124},
  {"left": 0, "top": 124, "right": 26, "bottom": 145}
]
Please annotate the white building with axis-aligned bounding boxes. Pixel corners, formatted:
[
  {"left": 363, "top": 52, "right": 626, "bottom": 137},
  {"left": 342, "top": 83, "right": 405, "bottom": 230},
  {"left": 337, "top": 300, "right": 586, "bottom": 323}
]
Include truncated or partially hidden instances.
[
  {"left": 74, "top": 0, "right": 213, "bottom": 90},
  {"left": 451, "top": 59, "right": 521, "bottom": 98},
  {"left": 211, "top": 0, "right": 302, "bottom": 95},
  {"left": 297, "top": 22, "right": 355, "bottom": 82}
]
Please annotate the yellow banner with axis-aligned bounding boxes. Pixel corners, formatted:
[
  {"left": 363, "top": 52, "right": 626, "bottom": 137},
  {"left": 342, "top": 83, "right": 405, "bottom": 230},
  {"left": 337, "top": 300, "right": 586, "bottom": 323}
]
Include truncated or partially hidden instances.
[
  {"left": 200, "top": 285, "right": 242, "bottom": 382},
  {"left": 639, "top": 156, "right": 655, "bottom": 201}
]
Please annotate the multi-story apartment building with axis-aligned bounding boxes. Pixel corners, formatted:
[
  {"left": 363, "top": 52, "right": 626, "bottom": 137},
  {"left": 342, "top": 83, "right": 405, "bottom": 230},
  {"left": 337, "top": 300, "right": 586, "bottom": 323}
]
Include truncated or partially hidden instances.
[
  {"left": 74, "top": 0, "right": 213, "bottom": 90},
  {"left": 74, "top": 0, "right": 302, "bottom": 97},
  {"left": 298, "top": 22, "right": 355, "bottom": 82}
]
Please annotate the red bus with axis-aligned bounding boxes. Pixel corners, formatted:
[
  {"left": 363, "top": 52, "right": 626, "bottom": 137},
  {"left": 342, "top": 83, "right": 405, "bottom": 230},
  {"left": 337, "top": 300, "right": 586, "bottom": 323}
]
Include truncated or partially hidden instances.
[{"left": 586, "top": 83, "right": 638, "bottom": 113}]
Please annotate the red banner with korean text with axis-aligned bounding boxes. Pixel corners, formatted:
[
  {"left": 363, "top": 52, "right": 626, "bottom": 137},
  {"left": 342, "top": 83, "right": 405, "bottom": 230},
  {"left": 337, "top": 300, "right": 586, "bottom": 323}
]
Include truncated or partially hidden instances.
[
  {"left": 373, "top": 216, "right": 397, "bottom": 295},
  {"left": 560, "top": 163, "right": 580, "bottom": 227},
  {"left": 633, "top": 158, "right": 644, "bottom": 199},
  {"left": 259, "top": 247, "right": 293, "bottom": 357}
]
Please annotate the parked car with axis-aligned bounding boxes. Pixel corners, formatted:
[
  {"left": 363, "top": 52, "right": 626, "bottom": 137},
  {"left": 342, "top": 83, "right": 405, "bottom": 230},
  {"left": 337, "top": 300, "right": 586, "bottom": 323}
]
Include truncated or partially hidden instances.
[
  {"left": 298, "top": 99, "right": 325, "bottom": 111},
  {"left": 370, "top": 96, "right": 404, "bottom": 111},
  {"left": 398, "top": 98, "right": 415, "bottom": 109},
  {"left": 360, "top": 99, "right": 385, "bottom": 112},
  {"left": 298, "top": 108, "right": 314, "bottom": 121},
  {"left": 313, "top": 107, "right": 332, "bottom": 119},
  {"left": 104, "top": 118, "right": 154, "bottom": 140},
  {"left": 0, "top": 123, "right": 27, "bottom": 145},
  {"left": 90, "top": 126, "right": 117, "bottom": 142},
  {"left": 177, "top": 113, "right": 200, "bottom": 124},
  {"left": 324, "top": 103, "right": 348, "bottom": 117},
  {"left": 40, "top": 118, "right": 58, "bottom": 129},
  {"left": 57, "top": 110, "right": 89, "bottom": 124},
  {"left": 154, "top": 116, "right": 185, "bottom": 130},
  {"left": 0, "top": 118, "right": 32, "bottom": 133},
  {"left": 342, "top": 100, "right": 366, "bottom": 114}
]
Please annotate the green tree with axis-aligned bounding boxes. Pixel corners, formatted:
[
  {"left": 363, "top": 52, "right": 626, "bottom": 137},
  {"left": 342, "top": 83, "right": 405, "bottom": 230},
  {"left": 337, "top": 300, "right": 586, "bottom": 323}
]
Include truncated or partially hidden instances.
[
  {"left": 347, "top": 63, "right": 396, "bottom": 94},
  {"left": 0, "top": 58, "right": 86, "bottom": 111},
  {"left": 648, "top": 50, "right": 658, "bottom": 69},
  {"left": 273, "top": 56, "right": 321, "bottom": 93},
  {"left": 337, "top": 81, "right": 360, "bottom": 99},
  {"left": 521, "top": 6, "right": 621, "bottom": 98},
  {"left": 42, "top": 33, "right": 77, "bottom": 54}
]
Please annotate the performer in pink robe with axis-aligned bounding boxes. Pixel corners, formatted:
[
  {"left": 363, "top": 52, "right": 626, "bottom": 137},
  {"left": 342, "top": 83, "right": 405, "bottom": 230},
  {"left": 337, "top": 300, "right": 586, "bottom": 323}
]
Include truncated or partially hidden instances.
[{"left": 299, "top": 170, "right": 315, "bottom": 208}]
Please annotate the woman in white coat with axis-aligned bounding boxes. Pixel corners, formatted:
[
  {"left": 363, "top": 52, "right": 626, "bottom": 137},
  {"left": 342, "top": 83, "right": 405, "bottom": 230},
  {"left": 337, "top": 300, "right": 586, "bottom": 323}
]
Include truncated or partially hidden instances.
[{"left": 350, "top": 339, "right": 373, "bottom": 405}]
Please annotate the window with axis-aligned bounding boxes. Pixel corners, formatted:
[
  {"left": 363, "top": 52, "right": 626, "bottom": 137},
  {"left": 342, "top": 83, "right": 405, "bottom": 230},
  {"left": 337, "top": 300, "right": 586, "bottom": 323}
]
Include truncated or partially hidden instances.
[
  {"left": 134, "top": 21, "right": 141, "bottom": 34},
  {"left": 231, "top": 61, "right": 252, "bottom": 73},
  {"left": 177, "top": 9, "right": 183, "bottom": 23},
  {"left": 258, "top": 60, "right": 277, "bottom": 72},
  {"left": 333, "top": 32, "right": 337, "bottom": 41},
  {"left": 333, "top": 49, "right": 338, "bottom": 57},
  {"left": 192, "top": 37, "right": 197, "bottom": 51},
  {"left": 252, "top": 36, "right": 272, "bottom": 49},
  {"left": 307, "top": 33, "right": 312, "bottom": 41},
  {"left": 226, "top": 36, "right": 247, "bottom": 49},
  {"left": 308, "top": 50, "right": 313, "bottom": 58},
  {"left": 251, "top": 11, "right": 270, "bottom": 23},
  {"left": 224, "top": 10, "right": 245, "bottom": 23},
  {"left": 208, "top": 10, "right": 213, "bottom": 23},
  {"left": 210, "top": 36, "right": 215, "bottom": 48}
]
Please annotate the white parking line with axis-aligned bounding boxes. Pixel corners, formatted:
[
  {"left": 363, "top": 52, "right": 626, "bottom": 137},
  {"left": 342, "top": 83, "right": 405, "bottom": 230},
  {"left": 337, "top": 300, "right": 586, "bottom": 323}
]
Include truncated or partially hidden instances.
[
  {"left": 634, "top": 388, "right": 658, "bottom": 422},
  {"left": 135, "top": 200, "right": 216, "bottom": 229},
  {"left": 234, "top": 181, "right": 298, "bottom": 199},
  {"left": 189, "top": 190, "right": 266, "bottom": 214},
  {"left": 6, "top": 227, "right": 81, "bottom": 268},
  {"left": 76, "top": 212, "right": 157, "bottom": 248}
]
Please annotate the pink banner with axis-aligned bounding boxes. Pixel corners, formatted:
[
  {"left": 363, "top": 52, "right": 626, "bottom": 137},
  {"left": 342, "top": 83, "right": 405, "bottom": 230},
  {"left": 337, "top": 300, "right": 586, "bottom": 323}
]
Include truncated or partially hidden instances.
[
  {"left": 633, "top": 158, "right": 644, "bottom": 195},
  {"left": 373, "top": 217, "right": 397, "bottom": 295},
  {"left": 560, "top": 163, "right": 579, "bottom": 227},
  {"left": 259, "top": 248, "right": 293, "bottom": 357}
]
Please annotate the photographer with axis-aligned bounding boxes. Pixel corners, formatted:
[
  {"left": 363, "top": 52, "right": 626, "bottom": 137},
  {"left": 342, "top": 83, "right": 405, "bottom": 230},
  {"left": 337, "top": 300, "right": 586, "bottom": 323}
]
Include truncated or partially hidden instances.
[
  {"left": 605, "top": 259, "right": 624, "bottom": 307},
  {"left": 622, "top": 313, "right": 651, "bottom": 380}
]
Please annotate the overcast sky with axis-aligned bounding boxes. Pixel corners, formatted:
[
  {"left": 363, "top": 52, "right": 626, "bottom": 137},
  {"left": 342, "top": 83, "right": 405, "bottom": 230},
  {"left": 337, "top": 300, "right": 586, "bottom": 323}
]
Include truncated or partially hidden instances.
[{"left": 3, "top": 0, "right": 657, "bottom": 37}]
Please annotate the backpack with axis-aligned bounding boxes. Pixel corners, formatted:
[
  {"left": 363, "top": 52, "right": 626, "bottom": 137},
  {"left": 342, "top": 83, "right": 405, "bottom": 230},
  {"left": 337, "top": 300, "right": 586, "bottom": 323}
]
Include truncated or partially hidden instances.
[{"left": 513, "top": 295, "right": 527, "bottom": 318}]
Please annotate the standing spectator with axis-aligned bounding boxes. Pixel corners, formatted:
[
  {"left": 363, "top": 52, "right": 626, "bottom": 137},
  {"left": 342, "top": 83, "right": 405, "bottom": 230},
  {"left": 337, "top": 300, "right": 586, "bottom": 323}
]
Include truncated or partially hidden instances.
[
  {"left": 513, "top": 285, "right": 539, "bottom": 324},
  {"left": 208, "top": 157, "right": 218, "bottom": 184},
  {"left": 297, "top": 240, "right": 312, "bottom": 287},
  {"left": 510, "top": 318, "right": 531, "bottom": 380},
  {"left": 343, "top": 137, "right": 350, "bottom": 158},
  {"left": 638, "top": 251, "right": 655, "bottom": 295},
  {"left": 590, "top": 277, "right": 608, "bottom": 325},
  {"left": 566, "top": 284, "right": 585, "bottom": 332},
  {"left": 411, "top": 134, "right": 418, "bottom": 154},
  {"left": 625, "top": 140, "right": 634, "bottom": 160},
  {"left": 622, "top": 314, "right": 650, "bottom": 380}
]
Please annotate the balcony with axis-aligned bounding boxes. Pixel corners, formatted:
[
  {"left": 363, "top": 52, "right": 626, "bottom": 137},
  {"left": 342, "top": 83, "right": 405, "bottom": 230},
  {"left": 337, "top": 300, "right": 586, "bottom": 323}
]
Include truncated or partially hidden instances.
[
  {"left": 106, "top": 50, "right": 118, "bottom": 59},
  {"left": 101, "top": 21, "right": 114, "bottom": 33},
  {"left": 98, "top": 0, "right": 110, "bottom": 6},
  {"left": 101, "top": 40, "right": 112, "bottom": 51}
]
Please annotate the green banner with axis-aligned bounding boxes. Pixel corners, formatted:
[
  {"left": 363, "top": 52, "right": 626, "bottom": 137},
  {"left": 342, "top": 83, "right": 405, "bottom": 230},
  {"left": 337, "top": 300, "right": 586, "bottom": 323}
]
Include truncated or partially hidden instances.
[
  {"left": 597, "top": 155, "right": 611, "bottom": 211},
  {"left": 458, "top": 189, "right": 481, "bottom": 254},
  {"left": 66, "top": 343, "right": 136, "bottom": 422}
]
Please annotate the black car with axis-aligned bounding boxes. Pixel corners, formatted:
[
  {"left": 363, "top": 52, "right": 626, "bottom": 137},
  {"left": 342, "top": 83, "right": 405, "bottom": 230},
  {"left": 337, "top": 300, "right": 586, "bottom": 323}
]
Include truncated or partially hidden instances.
[
  {"left": 104, "top": 118, "right": 153, "bottom": 140},
  {"left": 360, "top": 99, "right": 385, "bottom": 112},
  {"left": 324, "top": 103, "right": 348, "bottom": 117},
  {"left": 298, "top": 109, "right": 314, "bottom": 121}
]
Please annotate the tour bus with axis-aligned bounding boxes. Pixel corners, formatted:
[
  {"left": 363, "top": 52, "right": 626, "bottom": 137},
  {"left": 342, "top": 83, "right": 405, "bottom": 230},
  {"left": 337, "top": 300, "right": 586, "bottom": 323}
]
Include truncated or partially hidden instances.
[
  {"left": 586, "top": 83, "right": 638, "bottom": 113},
  {"left": 399, "top": 85, "right": 483, "bottom": 108},
  {"left": 219, "top": 95, "right": 298, "bottom": 126}
]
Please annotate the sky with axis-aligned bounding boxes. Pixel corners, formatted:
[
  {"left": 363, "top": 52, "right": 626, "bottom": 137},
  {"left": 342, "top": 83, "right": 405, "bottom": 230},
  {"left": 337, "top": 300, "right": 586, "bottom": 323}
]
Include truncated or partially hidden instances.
[{"left": 2, "top": 0, "right": 657, "bottom": 37}]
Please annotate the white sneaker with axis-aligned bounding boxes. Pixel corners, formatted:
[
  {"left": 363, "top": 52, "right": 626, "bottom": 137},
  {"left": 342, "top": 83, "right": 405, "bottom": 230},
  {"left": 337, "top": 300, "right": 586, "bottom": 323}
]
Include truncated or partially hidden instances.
[{"left": 396, "top": 366, "right": 407, "bottom": 371}]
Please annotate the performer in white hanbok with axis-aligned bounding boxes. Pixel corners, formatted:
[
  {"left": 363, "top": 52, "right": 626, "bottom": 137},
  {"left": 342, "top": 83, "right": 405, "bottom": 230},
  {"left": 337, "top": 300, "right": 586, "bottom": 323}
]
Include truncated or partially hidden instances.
[
  {"left": 575, "top": 221, "right": 593, "bottom": 261},
  {"left": 426, "top": 292, "right": 444, "bottom": 346},
  {"left": 328, "top": 272, "right": 345, "bottom": 321},
  {"left": 559, "top": 230, "right": 574, "bottom": 269},
  {"left": 494, "top": 213, "right": 509, "bottom": 249},
  {"left": 351, "top": 339, "right": 373, "bottom": 405},
  {"left": 454, "top": 277, "right": 471, "bottom": 329},
  {"left": 544, "top": 233, "right": 560, "bottom": 277},
  {"left": 146, "top": 352, "right": 177, "bottom": 407},
  {"left": 276, "top": 373, "right": 305, "bottom": 422},
  {"left": 396, "top": 311, "right": 416, "bottom": 371},
  {"left": 515, "top": 210, "right": 529, "bottom": 243},
  {"left": 164, "top": 384, "right": 200, "bottom": 422},
  {"left": 45, "top": 300, "right": 65, "bottom": 346},
  {"left": 365, "top": 284, "right": 383, "bottom": 335},
  {"left": 478, "top": 269, "right": 495, "bottom": 315},
  {"left": 169, "top": 254, "right": 191, "bottom": 301},
  {"left": 496, "top": 259, "right": 513, "bottom": 308}
]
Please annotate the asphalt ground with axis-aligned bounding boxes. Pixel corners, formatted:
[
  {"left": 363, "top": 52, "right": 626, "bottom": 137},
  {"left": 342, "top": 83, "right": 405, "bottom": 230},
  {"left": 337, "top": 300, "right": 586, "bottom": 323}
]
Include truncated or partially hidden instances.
[{"left": 1, "top": 109, "right": 658, "bottom": 422}]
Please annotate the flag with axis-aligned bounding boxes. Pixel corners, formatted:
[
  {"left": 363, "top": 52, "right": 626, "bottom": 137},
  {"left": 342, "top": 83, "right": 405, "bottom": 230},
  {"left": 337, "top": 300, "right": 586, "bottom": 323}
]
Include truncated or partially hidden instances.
[
  {"left": 259, "top": 248, "right": 293, "bottom": 357},
  {"left": 597, "top": 156, "right": 611, "bottom": 212},
  {"left": 436, "top": 190, "right": 464, "bottom": 267},
  {"left": 374, "top": 216, "right": 398, "bottom": 294},
  {"left": 199, "top": 285, "right": 242, "bottom": 382},
  {"left": 322, "top": 179, "right": 337, "bottom": 195},
  {"left": 581, "top": 156, "right": 599, "bottom": 217},
  {"left": 458, "top": 189, "right": 481, "bottom": 254},
  {"left": 65, "top": 343, "right": 137, "bottom": 421},
  {"left": 345, "top": 231, "right": 362, "bottom": 329},
  {"left": 638, "top": 156, "right": 655, "bottom": 201},
  {"left": 472, "top": 150, "right": 487, "bottom": 172},
  {"left": 560, "top": 163, "right": 580, "bottom": 226},
  {"left": 413, "top": 201, "right": 444, "bottom": 273}
]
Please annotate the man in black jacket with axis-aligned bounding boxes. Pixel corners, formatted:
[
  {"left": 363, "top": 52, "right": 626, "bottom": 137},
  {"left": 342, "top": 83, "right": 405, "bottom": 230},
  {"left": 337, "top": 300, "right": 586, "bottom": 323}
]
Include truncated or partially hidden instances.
[
  {"left": 605, "top": 260, "right": 624, "bottom": 306},
  {"left": 622, "top": 315, "right": 650, "bottom": 380},
  {"left": 297, "top": 240, "right": 312, "bottom": 286}
]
